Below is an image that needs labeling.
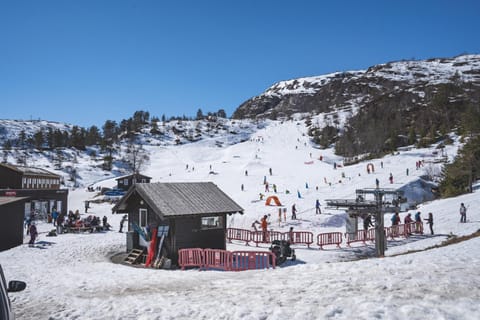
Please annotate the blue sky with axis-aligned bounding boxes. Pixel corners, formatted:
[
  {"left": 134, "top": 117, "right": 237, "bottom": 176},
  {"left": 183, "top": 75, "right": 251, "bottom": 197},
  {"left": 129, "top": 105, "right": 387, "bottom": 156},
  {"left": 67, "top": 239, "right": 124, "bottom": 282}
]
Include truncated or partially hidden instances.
[{"left": 1, "top": 0, "right": 479, "bottom": 128}]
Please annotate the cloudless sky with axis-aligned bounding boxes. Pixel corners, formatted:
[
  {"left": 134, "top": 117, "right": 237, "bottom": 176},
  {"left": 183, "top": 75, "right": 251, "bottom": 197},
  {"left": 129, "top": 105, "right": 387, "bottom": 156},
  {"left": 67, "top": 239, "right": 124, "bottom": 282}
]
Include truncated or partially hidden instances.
[{"left": 1, "top": 0, "right": 479, "bottom": 128}]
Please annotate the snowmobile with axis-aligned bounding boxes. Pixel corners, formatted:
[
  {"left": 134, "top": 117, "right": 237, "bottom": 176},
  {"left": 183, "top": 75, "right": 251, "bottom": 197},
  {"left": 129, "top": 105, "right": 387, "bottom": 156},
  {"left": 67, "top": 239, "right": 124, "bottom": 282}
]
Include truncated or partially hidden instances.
[{"left": 269, "top": 240, "right": 296, "bottom": 265}]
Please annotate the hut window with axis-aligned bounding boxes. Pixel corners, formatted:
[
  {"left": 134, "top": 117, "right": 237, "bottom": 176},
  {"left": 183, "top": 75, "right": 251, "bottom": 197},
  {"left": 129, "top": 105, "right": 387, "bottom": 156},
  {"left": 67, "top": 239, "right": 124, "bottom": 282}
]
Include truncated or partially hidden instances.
[
  {"left": 201, "top": 216, "right": 222, "bottom": 229},
  {"left": 139, "top": 208, "right": 148, "bottom": 227},
  {"left": 124, "top": 178, "right": 129, "bottom": 186}
]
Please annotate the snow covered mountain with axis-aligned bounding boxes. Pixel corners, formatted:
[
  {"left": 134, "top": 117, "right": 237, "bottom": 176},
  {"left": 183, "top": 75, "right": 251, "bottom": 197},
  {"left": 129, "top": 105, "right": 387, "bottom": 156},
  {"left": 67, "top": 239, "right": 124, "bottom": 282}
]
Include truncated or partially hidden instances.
[{"left": 232, "top": 54, "right": 480, "bottom": 120}]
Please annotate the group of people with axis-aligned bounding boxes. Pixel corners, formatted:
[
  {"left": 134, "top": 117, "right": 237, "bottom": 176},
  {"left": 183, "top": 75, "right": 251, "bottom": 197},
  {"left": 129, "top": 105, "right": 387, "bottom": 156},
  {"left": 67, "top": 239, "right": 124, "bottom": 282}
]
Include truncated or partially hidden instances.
[
  {"left": 49, "top": 208, "right": 111, "bottom": 233},
  {"left": 389, "top": 211, "right": 433, "bottom": 234},
  {"left": 66, "top": 213, "right": 111, "bottom": 232}
]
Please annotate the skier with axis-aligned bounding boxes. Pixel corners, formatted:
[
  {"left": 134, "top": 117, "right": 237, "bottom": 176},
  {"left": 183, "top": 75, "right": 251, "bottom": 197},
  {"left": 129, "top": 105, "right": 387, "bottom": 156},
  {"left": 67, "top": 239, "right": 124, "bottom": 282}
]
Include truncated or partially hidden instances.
[
  {"left": 245, "top": 170, "right": 248, "bottom": 176},
  {"left": 28, "top": 222, "right": 38, "bottom": 247},
  {"left": 291, "top": 204, "right": 297, "bottom": 220},
  {"left": 241, "top": 184, "right": 244, "bottom": 191},
  {"left": 119, "top": 214, "right": 128, "bottom": 233},
  {"left": 273, "top": 184, "right": 277, "bottom": 193},
  {"left": 375, "top": 178, "right": 379, "bottom": 189},
  {"left": 425, "top": 212, "right": 434, "bottom": 235},
  {"left": 459, "top": 203, "right": 467, "bottom": 223},
  {"left": 389, "top": 173, "right": 393, "bottom": 184},
  {"left": 269, "top": 168, "right": 272, "bottom": 176},
  {"left": 315, "top": 199, "right": 321, "bottom": 214}
]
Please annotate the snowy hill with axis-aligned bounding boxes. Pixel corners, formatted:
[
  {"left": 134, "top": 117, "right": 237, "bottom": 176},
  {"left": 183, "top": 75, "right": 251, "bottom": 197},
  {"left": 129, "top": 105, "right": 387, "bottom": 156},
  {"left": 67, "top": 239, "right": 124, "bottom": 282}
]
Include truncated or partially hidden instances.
[
  {"left": 1, "top": 119, "right": 479, "bottom": 319},
  {"left": 0, "top": 118, "right": 261, "bottom": 189},
  {"left": 233, "top": 54, "right": 480, "bottom": 120}
]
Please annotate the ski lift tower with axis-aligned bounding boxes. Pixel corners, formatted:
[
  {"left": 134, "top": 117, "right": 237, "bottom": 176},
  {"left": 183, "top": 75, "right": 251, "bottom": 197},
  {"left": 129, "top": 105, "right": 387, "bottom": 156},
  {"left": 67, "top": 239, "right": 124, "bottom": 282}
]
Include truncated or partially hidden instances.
[{"left": 326, "top": 188, "right": 405, "bottom": 257}]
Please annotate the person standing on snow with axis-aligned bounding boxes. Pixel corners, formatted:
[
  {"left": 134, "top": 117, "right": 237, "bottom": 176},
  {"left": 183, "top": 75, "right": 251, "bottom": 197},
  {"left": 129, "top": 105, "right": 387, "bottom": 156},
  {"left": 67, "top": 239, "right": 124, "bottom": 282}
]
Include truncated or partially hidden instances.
[
  {"left": 391, "top": 212, "right": 400, "bottom": 226},
  {"left": 459, "top": 203, "right": 467, "bottom": 223},
  {"left": 425, "top": 212, "right": 434, "bottom": 235},
  {"left": 261, "top": 215, "right": 268, "bottom": 242},
  {"left": 414, "top": 211, "right": 423, "bottom": 233},
  {"left": 404, "top": 213, "right": 413, "bottom": 224},
  {"left": 315, "top": 199, "right": 321, "bottom": 214},
  {"left": 28, "top": 222, "right": 38, "bottom": 247},
  {"left": 291, "top": 204, "right": 297, "bottom": 220},
  {"left": 404, "top": 213, "right": 413, "bottom": 234},
  {"left": 363, "top": 215, "right": 373, "bottom": 239},
  {"left": 52, "top": 209, "right": 58, "bottom": 226},
  {"left": 119, "top": 215, "right": 128, "bottom": 233},
  {"left": 389, "top": 173, "right": 394, "bottom": 184},
  {"left": 363, "top": 215, "right": 373, "bottom": 230}
]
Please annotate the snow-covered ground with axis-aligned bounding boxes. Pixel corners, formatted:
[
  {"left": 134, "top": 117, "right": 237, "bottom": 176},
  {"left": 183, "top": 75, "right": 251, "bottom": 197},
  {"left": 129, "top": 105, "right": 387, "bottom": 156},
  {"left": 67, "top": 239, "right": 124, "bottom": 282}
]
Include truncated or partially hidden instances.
[{"left": 1, "top": 119, "right": 479, "bottom": 319}]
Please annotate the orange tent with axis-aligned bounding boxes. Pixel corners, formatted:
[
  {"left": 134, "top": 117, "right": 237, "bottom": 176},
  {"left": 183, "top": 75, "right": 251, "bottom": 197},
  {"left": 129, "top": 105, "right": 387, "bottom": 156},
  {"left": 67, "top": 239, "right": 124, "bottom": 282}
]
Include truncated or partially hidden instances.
[{"left": 265, "top": 195, "right": 282, "bottom": 206}]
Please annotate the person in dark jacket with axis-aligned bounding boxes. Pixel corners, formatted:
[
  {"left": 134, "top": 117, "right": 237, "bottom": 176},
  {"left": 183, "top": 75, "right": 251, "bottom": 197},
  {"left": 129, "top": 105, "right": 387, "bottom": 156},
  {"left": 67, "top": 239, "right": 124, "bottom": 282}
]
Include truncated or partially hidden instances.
[
  {"left": 459, "top": 203, "right": 467, "bottom": 223},
  {"left": 363, "top": 215, "right": 373, "bottom": 230},
  {"left": 119, "top": 215, "right": 128, "bottom": 233},
  {"left": 28, "top": 222, "right": 38, "bottom": 247},
  {"left": 291, "top": 204, "right": 297, "bottom": 220},
  {"left": 425, "top": 212, "right": 434, "bottom": 235},
  {"left": 414, "top": 211, "right": 423, "bottom": 233},
  {"left": 315, "top": 199, "right": 321, "bottom": 214}
]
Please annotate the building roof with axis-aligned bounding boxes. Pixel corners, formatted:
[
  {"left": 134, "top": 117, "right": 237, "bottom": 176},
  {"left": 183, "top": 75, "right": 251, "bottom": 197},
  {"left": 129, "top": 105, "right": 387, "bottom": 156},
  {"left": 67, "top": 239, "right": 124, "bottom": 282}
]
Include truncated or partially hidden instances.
[
  {"left": 0, "top": 196, "right": 29, "bottom": 206},
  {"left": 113, "top": 182, "right": 244, "bottom": 217},
  {"left": 0, "top": 163, "right": 60, "bottom": 178},
  {"left": 115, "top": 173, "right": 152, "bottom": 181}
]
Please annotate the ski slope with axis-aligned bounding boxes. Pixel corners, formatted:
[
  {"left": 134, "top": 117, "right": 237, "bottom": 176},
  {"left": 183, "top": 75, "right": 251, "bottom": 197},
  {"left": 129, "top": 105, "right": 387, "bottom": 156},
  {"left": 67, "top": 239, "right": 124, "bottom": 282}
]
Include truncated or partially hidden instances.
[{"left": 1, "top": 119, "right": 479, "bottom": 320}]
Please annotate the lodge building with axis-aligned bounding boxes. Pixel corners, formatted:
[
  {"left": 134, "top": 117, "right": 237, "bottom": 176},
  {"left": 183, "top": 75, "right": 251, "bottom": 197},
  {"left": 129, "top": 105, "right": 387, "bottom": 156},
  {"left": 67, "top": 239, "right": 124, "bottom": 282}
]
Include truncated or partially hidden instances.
[{"left": 0, "top": 163, "right": 69, "bottom": 220}]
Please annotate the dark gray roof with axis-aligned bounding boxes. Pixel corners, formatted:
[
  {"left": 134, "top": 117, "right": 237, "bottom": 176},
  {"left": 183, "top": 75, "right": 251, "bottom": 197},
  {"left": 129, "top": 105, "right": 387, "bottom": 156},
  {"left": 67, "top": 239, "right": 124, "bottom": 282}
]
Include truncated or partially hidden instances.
[
  {"left": 114, "top": 182, "right": 243, "bottom": 217},
  {"left": 0, "top": 196, "right": 29, "bottom": 206},
  {"left": 115, "top": 173, "right": 152, "bottom": 181},
  {"left": 0, "top": 163, "right": 60, "bottom": 178}
]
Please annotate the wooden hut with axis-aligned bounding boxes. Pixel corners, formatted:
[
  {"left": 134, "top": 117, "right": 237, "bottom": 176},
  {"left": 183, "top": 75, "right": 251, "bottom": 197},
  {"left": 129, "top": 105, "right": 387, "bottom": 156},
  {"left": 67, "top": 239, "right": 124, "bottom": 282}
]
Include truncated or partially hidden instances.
[
  {"left": 112, "top": 182, "right": 243, "bottom": 265},
  {"left": 115, "top": 173, "right": 152, "bottom": 191}
]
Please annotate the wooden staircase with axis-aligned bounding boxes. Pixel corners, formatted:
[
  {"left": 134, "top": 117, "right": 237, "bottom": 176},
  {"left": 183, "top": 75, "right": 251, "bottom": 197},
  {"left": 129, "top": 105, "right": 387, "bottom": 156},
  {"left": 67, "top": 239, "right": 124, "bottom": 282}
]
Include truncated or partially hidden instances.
[{"left": 124, "top": 249, "right": 145, "bottom": 265}]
